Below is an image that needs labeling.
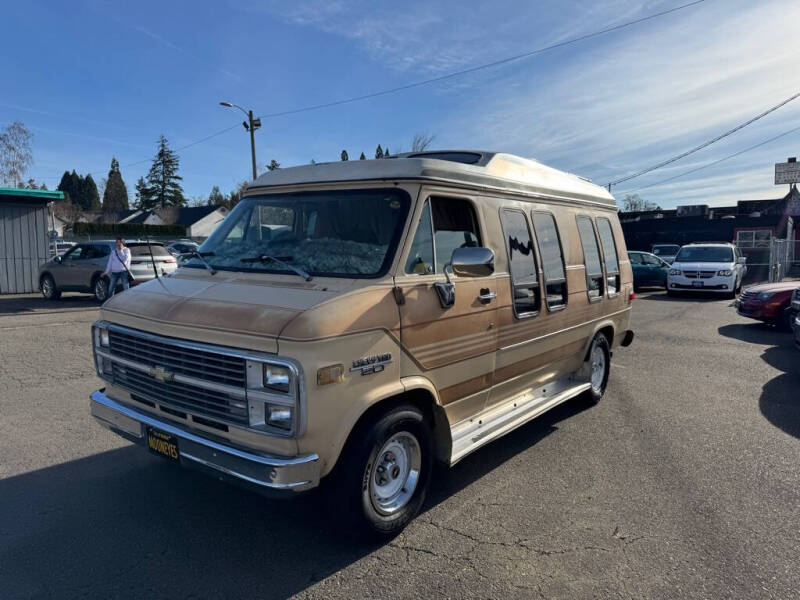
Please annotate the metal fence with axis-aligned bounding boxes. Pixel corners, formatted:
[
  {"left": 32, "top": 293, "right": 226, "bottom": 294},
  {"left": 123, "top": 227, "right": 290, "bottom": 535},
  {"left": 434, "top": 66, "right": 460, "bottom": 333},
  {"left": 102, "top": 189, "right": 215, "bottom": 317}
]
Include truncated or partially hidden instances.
[{"left": 767, "top": 238, "right": 800, "bottom": 282}]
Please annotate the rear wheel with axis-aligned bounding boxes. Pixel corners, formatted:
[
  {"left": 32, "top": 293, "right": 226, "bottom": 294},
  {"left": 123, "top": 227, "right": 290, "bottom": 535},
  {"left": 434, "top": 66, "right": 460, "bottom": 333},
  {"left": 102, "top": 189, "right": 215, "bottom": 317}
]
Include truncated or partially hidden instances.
[
  {"left": 584, "top": 333, "right": 610, "bottom": 405},
  {"left": 332, "top": 404, "right": 433, "bottom": 538},
  {"left": 93, "top": 276, "right": 109, "bottom": 302},
  {"left": 778, "top": 307, "right": 793, "bottom": 332},
  {"left": 41, "top": 274, "right": 61, "bottom": 300}
]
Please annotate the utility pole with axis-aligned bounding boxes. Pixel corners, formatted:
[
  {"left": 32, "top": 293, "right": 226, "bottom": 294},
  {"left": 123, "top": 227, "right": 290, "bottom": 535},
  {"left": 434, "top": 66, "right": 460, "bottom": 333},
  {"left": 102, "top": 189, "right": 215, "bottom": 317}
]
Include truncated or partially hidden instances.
[{"left": 220, "top": 102, "right": 261, "bottom": 180}]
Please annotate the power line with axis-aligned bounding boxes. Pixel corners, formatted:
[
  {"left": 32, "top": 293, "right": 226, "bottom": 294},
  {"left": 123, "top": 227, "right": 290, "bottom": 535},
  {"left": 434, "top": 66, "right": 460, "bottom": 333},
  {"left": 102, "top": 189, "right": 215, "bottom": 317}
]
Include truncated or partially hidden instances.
[
  {"left": 607, "top": 91, "right": 800, "bottom": 187},
  {"left": 615, "top": 123, "right": 800, "bottom": 195},
  {"left": 259, "top": 0, "right": 708, "bottom": 119}
]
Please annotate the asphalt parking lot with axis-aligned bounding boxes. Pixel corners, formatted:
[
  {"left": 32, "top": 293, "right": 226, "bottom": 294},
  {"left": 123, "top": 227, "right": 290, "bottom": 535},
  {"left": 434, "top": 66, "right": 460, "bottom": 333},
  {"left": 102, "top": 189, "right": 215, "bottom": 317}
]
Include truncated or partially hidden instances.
[{"left": 1, "top": 290, "right": 798, "bottom": 599}]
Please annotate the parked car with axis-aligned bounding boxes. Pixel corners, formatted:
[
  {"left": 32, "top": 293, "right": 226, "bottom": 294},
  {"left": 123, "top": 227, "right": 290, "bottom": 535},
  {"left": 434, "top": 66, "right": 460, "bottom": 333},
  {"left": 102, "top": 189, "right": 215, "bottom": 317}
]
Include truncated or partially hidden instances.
[
  {"left": 167, "top": 240, "right": 199, "bottom": 257},
  {"left": 791, "top": 288, "right": 800, "bottom": 321},
  {"left": 628, "top": 251, "right": 669, "bottom": 290},
  {"left": 88, "top": 150, "right": 635, "bottom": 536},
  {"left": 39, "top": 241, "right": 178, "bottom": 302},
  {"left": 793, "top": 312, "right": 800, "bottom": 350},
  {"left": 735, "top": 281, "right": 800, "bottom": 330},
  {"left": 667, "top": 242, "right": 746, "bottom": 298},
  {"left": 651, "top": 243, "right": 681, "bottom": 264}
]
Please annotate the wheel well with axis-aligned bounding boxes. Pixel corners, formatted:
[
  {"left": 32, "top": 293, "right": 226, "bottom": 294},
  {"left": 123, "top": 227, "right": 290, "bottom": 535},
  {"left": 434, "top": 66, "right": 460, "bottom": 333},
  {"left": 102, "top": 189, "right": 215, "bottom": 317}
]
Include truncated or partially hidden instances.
[
  {"left": 39, "top": 271, "right": 52, "bottom": 286},
  {"left": 584, "top": 325, "right": 615, "bottom": 361},
  {"left": 90, "top": 271, "right": 106, "bottom": 287},
  {"left": 338, "top": 389, "right": 451, "bottom": 470}
]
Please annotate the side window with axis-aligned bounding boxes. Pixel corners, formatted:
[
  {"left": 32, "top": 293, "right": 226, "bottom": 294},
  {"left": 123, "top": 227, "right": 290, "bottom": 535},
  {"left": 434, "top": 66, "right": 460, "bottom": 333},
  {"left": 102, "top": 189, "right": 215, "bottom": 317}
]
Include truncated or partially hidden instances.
[
  {"left": 404, "top": 197, "right": 481, "bottom": 274},
  {"left": 65, "top": 245, "right": 86, "bottom": 261},
  {"left": 576, "top": 216, "right": 604, "bottom": 301},
  {"left": 628, "top": 252, "right": 643, "bottom": 265},
  {"left": 431, "top": 197, "right": 481, "bottom": 273},
  {"left": 96, "top": 244, "right": 111, "bottom": 258},
  {"left": 405, "top": 200, "right": 435, "bottom": 274},
  {"left": 531, "top": 211, "right": 567, "bottom": 310},
  {"left": 500, "top": 209, "right": 540, "bottom": 317},
  {"left": 642, "top": 253, "right": 661, "bottom": 266},
  {"left": 596, "top": 218, "right": 620, "bottom": 296}
]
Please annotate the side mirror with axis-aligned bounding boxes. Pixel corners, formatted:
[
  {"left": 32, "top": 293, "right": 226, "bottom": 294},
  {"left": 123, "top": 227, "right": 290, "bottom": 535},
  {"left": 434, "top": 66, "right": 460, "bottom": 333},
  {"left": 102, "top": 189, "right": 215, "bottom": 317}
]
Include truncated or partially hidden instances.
[
  {"left": 737, "top": 257, "right": 747, "bottom": 264},
  {"left": 450, "top": 246, "right": 495, "bottom": 278},
  {"left": 54, "top": 255, "right": 62, "bottom": 263}
]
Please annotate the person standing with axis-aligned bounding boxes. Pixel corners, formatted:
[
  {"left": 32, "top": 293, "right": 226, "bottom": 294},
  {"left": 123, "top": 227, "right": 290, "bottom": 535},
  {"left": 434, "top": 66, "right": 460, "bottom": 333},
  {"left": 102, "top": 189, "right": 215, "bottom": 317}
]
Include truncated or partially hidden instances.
[{"left": 102, "top": 237, "right": 132, "bottom": 298}]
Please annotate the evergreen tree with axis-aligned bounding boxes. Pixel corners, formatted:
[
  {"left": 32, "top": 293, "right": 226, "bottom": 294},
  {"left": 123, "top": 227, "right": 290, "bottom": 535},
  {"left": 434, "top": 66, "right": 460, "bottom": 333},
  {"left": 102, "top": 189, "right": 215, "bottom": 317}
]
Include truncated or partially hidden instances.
[
  {"left": 384, "top": 146, "right": 390, "bottom": 158},
  {"left": 57, "top": 171, "right": 72, "bottom": 202},
  {"left": 69, "top": 170, "right": 82, "bottom": 207},
  {"left": 340, "top": 150, "right": 349, "bottom": 161},
  {"left": 144, "top": 135, "right": 184, "bottom": 208},
  {"left": 40, "top": 182, "right": 47, "bottom": 190},
  {"left": 134, "top": 177, "right": 151, "bottom": 209},
  {"left": 207, "top": 185, "right": 225, "bottom": 206},
  {"left": 82, "top": 174, "right": 101, "bottom": 211},
  {"left": 267, "top": 159, "right": 281, "bottom": 171},
  {"left": 359, "top": 152, "right": 366, "bottom": 160},
  {"left": 102, "top": 157, "right": 129, "bottom": 213},
  {"left": 26, "top": 178, "right": 37, "bottom": 189},
  {"left": 375, "top": 145, "right": 384, "bottom": 159}
]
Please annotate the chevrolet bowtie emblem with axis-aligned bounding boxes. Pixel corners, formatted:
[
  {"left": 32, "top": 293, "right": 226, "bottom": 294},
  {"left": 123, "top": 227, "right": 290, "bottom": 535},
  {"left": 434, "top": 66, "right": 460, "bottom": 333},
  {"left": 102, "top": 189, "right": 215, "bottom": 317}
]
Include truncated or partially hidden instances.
[{"left": 149, "top": 365, "right": 174, "bottom": 382}]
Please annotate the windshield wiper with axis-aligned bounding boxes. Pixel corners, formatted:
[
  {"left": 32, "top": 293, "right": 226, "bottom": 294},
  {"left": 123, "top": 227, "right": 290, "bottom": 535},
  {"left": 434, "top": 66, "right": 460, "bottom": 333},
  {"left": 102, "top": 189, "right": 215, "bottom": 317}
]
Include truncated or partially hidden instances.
[
  {"left": 240, "top": 254, "right": 312, "bottom": 281},
  {"left": 188, "top": 251, "right": 217, "bottom": 275}
]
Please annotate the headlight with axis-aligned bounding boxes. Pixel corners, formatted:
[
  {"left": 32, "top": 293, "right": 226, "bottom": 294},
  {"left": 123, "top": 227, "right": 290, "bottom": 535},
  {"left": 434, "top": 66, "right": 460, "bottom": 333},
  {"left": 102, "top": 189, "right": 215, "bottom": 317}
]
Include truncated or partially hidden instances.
[
  {"left": 93, "top": 324, "right": 109, "bottom": 348},
  {"left": 266, "top": 404, "right": 293, "bottom": 430},
  {"left": 264, "top": 364, "right": 291, "bottom": 393},
  {"left": 669, "top": 269, "right": 681, "bottom": 276},
  {"left": 757, "top": 291, "right": 775, "bottom": 301},
  {"left": 717, "top": 270, "right": 732, "bottom": 276}
]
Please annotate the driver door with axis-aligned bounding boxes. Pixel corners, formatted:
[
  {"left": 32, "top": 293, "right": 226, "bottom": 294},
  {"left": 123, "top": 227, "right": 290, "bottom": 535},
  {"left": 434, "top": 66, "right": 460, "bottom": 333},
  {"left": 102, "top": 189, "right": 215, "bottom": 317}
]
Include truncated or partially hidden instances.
[
  {"left": 57, "top": 244, "right": 89, "bottom": 288},
  {"left": 397, "top": 195, "right": 498, "bottom": 424}
]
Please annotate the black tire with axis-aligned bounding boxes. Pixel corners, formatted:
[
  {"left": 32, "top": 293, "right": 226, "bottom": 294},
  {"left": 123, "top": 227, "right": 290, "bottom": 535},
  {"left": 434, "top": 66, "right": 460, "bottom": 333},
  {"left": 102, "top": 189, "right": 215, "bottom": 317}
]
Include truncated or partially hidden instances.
[
  {"left": 666, "top": 289, "right": 677, "bottom": 297},
  {"left": 93, "top": 276, "right": 109, "bottom": 303},
  {"left": 778, "top": 307, "right": 793, "bottom": 332},
  {"left": 583, "top": 333, "right": 611, "bottom": 405},
  {"left": 331, "top": 404, "right": 434, "bottom": 538},
  {"left": 40, "top": 274, "right": 61, "bottom": 300}
]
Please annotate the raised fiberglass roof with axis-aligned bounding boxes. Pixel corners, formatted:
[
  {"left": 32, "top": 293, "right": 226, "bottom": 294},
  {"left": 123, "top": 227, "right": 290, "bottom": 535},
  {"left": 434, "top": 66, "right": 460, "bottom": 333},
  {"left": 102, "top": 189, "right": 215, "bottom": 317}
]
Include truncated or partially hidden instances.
[{"left": 247, "top": 150, "right": 616, "bottom": 208}]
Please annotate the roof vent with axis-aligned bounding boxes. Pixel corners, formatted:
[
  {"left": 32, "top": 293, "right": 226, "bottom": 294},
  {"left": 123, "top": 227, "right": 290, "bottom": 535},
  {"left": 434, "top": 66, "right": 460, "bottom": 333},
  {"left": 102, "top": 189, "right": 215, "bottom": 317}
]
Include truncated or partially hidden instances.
[{"left": 405, "top": 151, "right": 483, "bottom": 165}]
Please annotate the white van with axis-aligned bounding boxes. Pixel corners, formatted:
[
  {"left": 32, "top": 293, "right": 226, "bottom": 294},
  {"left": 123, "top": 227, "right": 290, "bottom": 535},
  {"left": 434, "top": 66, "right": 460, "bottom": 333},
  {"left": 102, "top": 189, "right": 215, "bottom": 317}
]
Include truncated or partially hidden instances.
[{"left": 667, "top": 242, "right": 746, "bottom": 298}]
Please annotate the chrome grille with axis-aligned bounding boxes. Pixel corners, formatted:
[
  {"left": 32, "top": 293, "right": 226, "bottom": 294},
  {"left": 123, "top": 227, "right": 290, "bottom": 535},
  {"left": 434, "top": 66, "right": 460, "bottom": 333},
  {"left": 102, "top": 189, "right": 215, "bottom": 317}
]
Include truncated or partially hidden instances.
[
  {"left": 111, "top": 363, "right": 249, "bottom": 425},
  {"left": 739, "top": 290, "right": 757, "bottom": 303},
  {"left": 683, "top": 270, "right": 716, "bottom": 279},
  {"left": 108, "top": 329, "right": 246, "bottom": 387}
]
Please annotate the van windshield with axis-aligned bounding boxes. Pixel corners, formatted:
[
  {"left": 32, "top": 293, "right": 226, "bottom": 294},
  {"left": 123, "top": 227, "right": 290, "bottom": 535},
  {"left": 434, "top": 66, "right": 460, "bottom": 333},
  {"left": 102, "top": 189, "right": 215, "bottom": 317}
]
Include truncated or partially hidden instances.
[
  {"left": 675, "top": 246, "right": 734, "bottom": 263},
  {"left": 652, "top": 245, "right": 679, "bottom": 256},
  {"left": 188, "top": 189, "right": 410, "bottom": 278}
]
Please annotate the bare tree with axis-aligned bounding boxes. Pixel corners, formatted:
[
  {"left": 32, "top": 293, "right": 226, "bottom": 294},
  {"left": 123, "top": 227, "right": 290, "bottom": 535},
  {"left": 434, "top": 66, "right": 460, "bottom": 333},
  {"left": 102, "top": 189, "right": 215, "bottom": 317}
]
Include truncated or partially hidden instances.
[
  {"left": 620, "top": 193, "right": 661, "bottom": 212},
  {"left": 0, "top": 121, "right": 34, "bottom": 186},
  {"left": 411, "top": 132, "right": 435, "bottom": 152}
]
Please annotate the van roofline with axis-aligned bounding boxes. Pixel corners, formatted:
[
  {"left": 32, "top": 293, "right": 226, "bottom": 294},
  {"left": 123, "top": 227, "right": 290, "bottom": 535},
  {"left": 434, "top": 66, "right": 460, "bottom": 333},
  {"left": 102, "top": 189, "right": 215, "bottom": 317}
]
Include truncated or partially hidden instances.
[{"left": 246, "top": 150, "right": 616, "bottom": 208}]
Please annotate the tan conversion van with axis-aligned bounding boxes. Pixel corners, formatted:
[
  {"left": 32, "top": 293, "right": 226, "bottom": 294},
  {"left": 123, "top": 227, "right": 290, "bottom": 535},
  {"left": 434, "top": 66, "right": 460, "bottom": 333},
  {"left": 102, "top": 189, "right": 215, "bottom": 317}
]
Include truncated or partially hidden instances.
[{"left": 89, "top": 150, "right": 634, "bottom": 535}]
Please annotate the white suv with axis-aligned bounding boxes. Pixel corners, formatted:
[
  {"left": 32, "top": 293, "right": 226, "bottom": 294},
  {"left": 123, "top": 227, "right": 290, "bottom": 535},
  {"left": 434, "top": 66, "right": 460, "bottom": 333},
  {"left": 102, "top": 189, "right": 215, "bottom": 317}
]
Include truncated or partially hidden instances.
[{"left": 667, "top": 243, "right": 746, "bottom": 298}]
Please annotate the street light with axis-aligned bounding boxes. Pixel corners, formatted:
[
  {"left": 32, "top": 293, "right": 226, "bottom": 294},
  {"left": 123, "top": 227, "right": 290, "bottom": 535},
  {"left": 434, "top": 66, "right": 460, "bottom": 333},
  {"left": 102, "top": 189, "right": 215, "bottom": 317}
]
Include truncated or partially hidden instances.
[{"left": 219, "top": 101, "right": 261, "bottom": 180}]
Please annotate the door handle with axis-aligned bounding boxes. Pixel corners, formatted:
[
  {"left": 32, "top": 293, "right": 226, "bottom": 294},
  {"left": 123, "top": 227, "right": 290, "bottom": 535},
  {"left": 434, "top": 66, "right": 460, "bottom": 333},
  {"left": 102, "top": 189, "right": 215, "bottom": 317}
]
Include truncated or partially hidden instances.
[{"left": 478, "top": 289, "right": 496, "bottom": 304}]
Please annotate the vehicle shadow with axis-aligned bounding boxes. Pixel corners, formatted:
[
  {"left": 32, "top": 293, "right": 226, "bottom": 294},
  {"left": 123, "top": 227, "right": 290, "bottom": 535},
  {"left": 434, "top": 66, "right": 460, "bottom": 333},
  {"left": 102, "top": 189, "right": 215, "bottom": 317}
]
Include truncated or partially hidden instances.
[
  {"left": 718, "top": 323, "right": 799, "bottom": 439},
  {"left": 0, "top": 398, "right": 587, "bottom": 599},
  {"left": 641, "top": 291, "right": 730, "bottom": 303},
  {"left": 0, "top": 293, "right": 97, "bottom": 315}
]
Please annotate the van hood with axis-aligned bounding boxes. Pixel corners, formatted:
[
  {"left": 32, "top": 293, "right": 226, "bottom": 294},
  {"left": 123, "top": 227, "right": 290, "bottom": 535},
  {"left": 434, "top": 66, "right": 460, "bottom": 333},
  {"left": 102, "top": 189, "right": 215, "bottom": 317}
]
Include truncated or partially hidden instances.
[
  {"left": 672, "top": 261, "right": 734, "bottom": 271},
  {"left": 100, "top": 272, "right": 340, "bottom": 353}
]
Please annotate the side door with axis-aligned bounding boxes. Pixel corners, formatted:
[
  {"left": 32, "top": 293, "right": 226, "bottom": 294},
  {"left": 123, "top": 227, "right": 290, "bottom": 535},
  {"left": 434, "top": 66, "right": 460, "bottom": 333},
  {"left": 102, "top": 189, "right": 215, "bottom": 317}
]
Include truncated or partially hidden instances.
[
  {"left": 641, "top": 252, "right": 667, "bottom": 286},
  {"left": 57, "top": 244, "right": 89, "bottom": 288},
  {"left": 396, "top": 194, "right": 498, "bottom": 424},
  {"left": 629, "top": 252, "right": 645, "bottom": 285}
]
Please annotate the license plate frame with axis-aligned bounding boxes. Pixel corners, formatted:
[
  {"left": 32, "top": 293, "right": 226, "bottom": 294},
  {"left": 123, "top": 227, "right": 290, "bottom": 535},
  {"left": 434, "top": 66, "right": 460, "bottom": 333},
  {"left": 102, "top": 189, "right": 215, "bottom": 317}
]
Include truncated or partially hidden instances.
[{"left": 146, "top": 426, "right": 180, "bottom": 462}]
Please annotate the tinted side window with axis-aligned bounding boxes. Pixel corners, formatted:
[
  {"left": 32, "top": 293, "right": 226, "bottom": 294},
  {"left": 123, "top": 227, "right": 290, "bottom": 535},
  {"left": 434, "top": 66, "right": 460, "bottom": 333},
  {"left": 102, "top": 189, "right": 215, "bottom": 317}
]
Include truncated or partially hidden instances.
[
  {"left": 576, "top": 216, "right": 604, "bottom": 301},
  {"left": 642, "top": 254, "right": 661, "bottom": 266},
  {"left": 531, "top": 212, "right": 567, "bottom": 310},
  {"left": 500, "top": 209, "right": 540, "bottom": 317},
  {"left": 65, "top": 245, "right": 86, "bottom": 260},
  {"left": 628, "top": 252, "right": 643, "bottom": 265},
  {"left": 93, "top": 244, "right": 111, "bottom": 258},
  {"left": 596, "top": 218, "right": 620, "bottom": 295},
  {"left": 405, "top": 200, "right": 435, "bottom": 274},
  {"left": 431, "top": 198, "right": 481, "bottom": 273}
]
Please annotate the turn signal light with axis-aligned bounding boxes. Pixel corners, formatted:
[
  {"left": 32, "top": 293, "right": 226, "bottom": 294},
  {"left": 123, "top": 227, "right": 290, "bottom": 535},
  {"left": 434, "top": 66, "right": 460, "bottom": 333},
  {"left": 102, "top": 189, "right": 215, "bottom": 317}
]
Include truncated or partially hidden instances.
[{"left": 317, "top": 364, "right": 345, "bottom": 386}]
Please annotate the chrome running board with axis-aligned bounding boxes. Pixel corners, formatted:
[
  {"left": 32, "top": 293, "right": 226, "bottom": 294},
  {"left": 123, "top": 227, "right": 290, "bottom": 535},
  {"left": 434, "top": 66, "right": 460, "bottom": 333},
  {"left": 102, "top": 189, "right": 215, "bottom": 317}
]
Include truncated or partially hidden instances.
[{"left": 449, "top": 378, "right": 591, "bottom": 465}]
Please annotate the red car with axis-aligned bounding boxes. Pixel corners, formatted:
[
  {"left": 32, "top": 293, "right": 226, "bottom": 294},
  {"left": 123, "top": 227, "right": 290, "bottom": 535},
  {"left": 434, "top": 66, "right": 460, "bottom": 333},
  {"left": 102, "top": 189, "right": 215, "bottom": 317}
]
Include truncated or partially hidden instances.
[{"left": 735, "top": 281, "right": 800, "bottom": 330}]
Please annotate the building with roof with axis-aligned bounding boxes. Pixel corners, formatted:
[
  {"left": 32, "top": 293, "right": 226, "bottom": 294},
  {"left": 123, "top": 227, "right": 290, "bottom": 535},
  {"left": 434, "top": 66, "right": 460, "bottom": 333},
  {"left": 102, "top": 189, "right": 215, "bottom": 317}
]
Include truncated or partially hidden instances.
[{"left": 0, "top": 187, "right": 64, "bottom": 294}]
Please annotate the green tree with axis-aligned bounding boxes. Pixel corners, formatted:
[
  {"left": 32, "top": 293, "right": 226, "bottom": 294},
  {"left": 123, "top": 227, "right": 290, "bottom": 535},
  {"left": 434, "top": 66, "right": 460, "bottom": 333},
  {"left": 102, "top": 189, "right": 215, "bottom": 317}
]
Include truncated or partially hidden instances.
[
  {"left": 134, "top": 176, "right": 150, "bottom": 209},
  {"left": 144, "top": 135, "right": 184, "bottom": 208},
  {"left": 267, "top": 159, "right": 281, "bottom": 171},
  {"left": 227, "top": 180, "right": 248, "bottom": 209},
  {"left": 81, "top": 174, "right": 101, "bottom": 211},
  {"left": 375, "top": 145, "right": 384, "bottom": 159},
  {"left": 102, "top": 157, "right": 129, "bottom": 213},
  {"left": 340, "top": 150, "right": 349, "bottom": 161},
  {"left": 384, "top": 146, "right": 390, "bottom": 158},
  {"left": 207, "top": 185, "right": 225, "bottom": 206},
  {"left": 25, "top": 178, "right": 37, "bottom": 189},
  {"left": 69, "top": 170, "right": 82, "bottom": 207},
  {"left": 359, "top": 152, "right": 366, "bottom": 160}
]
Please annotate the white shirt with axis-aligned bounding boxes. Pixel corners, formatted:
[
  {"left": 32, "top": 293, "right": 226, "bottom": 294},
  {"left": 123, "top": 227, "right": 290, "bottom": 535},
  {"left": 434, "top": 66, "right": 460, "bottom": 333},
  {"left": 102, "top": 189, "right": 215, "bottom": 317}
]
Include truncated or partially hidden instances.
[{"left": 104, "top": 247, "right": 131, "bottom": 273}]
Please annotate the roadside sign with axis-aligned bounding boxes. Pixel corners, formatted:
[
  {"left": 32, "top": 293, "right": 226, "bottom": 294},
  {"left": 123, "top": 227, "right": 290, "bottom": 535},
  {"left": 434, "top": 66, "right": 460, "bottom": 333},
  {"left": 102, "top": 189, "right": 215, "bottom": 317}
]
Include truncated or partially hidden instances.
[{"left": 775, "top": 159, "right": 800, "bottom": 184}]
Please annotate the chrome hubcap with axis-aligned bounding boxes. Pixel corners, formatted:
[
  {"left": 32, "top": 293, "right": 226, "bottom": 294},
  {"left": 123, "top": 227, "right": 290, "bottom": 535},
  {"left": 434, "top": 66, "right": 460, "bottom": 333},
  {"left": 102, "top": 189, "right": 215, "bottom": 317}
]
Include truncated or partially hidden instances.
[
  {"left": 370, "top": 432, "right": 421, "bottom": 516},
  {"left": 42, "top": 279, "right": 52, "bottom": 296},
  {"left": 590, "top": 344, "right": 606, "bottom": 392},
  {"left": 96, "top": 280, "right": 106, "bottom": 300}
]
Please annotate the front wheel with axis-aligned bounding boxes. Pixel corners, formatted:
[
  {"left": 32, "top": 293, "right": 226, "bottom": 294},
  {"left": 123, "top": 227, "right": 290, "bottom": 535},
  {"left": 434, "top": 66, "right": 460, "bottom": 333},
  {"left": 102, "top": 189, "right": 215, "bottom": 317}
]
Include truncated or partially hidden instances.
[
  {"left": 41, "top": 274, "right": 61, "bottom": 300},
  {"left": 93, "top": 276, "right": 109, "bottom": 302},
  {"left": 332, "top": 404, "right": 434, "bottom": 538},
  {"left": 583, "top": 333, "right": 610, "bottom": 405}
]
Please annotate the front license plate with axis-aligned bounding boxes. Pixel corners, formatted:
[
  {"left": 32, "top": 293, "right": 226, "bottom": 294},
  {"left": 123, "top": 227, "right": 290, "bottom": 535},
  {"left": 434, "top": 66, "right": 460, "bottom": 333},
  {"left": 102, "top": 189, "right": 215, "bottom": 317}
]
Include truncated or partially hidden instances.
[
  {"left": 692, "top": 281, "right": 703, "bottom": 288},
  {"left": 146, "top": 426, "right": 180, "bottom": 461}
]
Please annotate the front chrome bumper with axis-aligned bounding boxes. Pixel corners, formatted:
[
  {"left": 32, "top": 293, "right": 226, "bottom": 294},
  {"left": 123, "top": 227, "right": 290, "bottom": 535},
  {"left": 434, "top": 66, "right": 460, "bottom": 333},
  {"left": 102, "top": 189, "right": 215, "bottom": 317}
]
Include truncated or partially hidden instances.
[{"left": 90, "top": 390, "right": 320, "bottom": 493}]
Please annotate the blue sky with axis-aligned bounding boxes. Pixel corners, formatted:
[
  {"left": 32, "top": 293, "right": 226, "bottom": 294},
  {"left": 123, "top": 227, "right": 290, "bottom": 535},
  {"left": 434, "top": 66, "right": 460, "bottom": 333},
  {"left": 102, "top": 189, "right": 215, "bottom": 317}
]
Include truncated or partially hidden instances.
[{"left": 2, "top": 0, "right": 799, "bottom": 208}]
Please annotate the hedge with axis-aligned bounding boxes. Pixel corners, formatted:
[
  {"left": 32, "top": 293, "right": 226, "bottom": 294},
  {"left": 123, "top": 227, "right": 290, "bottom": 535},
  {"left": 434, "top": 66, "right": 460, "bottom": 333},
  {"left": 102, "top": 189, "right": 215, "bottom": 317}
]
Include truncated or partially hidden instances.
[{"left": 71, "top": 222, "right": 187, "bottom": 237}]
